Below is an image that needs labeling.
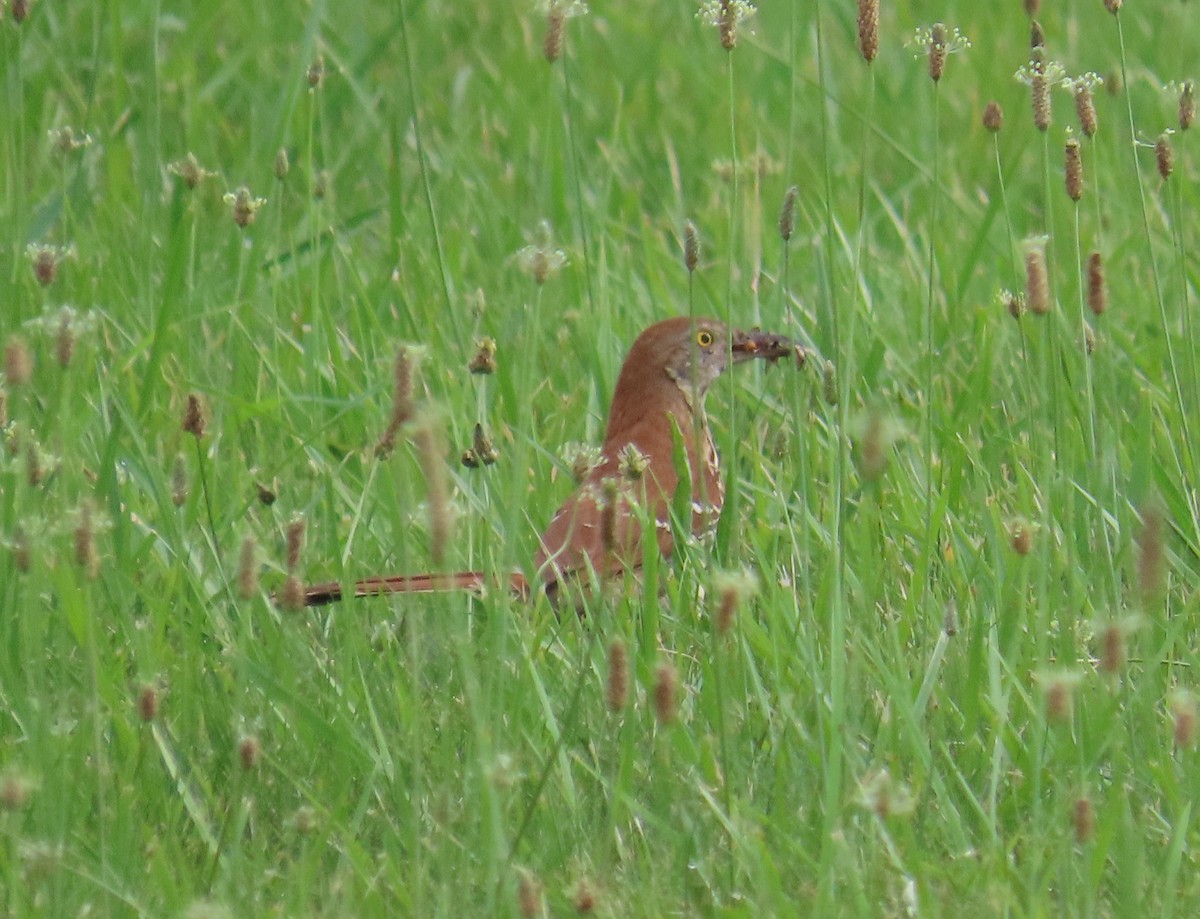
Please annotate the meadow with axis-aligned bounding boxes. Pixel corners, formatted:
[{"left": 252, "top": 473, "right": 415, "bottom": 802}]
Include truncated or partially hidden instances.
[{"left": 2, "top": 0, "right": 1199, "bottom": 915}]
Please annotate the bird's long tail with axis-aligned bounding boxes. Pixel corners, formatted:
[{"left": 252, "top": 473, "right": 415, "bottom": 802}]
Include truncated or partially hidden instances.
[{"left": 303, "top": 571, "right": 531, "bottom": 606}]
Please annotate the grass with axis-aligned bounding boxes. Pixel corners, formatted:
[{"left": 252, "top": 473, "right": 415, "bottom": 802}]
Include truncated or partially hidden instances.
[{"left": 2, "top": 0, "right": 1199, "bottom": 915}]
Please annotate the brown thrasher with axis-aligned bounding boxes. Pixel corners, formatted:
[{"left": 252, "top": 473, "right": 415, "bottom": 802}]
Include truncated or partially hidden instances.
[{"left": 303, "top": 316, "right": 794, "bottom": 606}]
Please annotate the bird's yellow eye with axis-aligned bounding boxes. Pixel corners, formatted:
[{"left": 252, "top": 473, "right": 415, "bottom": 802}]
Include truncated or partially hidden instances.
[{"left": 696, "top": 329, "right": 714, "bottom": 348}]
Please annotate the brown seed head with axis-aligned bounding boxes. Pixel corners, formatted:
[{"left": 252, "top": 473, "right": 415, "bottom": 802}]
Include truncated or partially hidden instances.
[
  {"left": 544, "top": 9, "right": 565, "bottom": 62},
  {"left": 1041, "top": 671, "right": 1080, "bottom": 722},
  {"left": 1001, "top": 289, "right": 1026, "bottom": 321},
  {"left": 943, "top": 598, "right": 958, "bottom": 637},
  {"left": 1137, "top": 500, "right": 1165, "bottom": 604},
  {"left": 1097, "top": 620, "right": 1126, "bottom": 676},
  {"left": 468, "top": 337, "right": 497, "bottom": 375},
  {"left": 278, "top": 574, "right": 306, "bottom": 612},
  {"left": 1023, "top": 237, "right": 1051, "bottom": 315},
  {"left": 0, "top": 771, "right": 35, "bottom": 811},
  {"left": 1029, "top": 20, "right": 1045, "bottom": 51},
  {"left": 1064, "top": 137, "right": 1084, "bottom": 201},
  {"left": 1073, "top": 797, "right": 1095, "bottom": 844},
  {"left": 928, "top": 23, "right": 947, "bottom": 83},
  {"left": 25, "top": 440, "right": 47, "bottom": 488},
  {"left": 653, "top": 661, "right": 678, "bottom": 725},
  {"left": 1065, "top": 74, "right": 1101, "bottom": 138},
  {"left": 1023, "top": 0, "right": 1040, "bottom": 14},
  {"left": 563, "top": 442, "right": 600, "bottom": 484},
  {"left": 11, "top": 525, "right": 31, "bottom": 573},
  {"left": 224, "top": 186, "right": 266, "bottom": 228},
  {"left": 55, "top": 309, "right": 75, "bottom": 368},
  {"left": 1087, "top": 252, "right": 1107, "bottom": 316},
  {"left": 1180, "top": 81, "right": 1196, "bottom": 131},
  {"left": 306, "top": 56, "right": 326, "bottom": 89},
  {"left": 256, "top": 481, "right": 277, "bottom": 505},
  {"left": 285, "top": 515, "right": 306, "bottom": 573},
  {"left": 713, "top": 569, "right": 758, "bottom": 635},
  {"left": 137, "top": 683, "right": 159, "bottom": 722},
  {"left": 1103, "top": 0, "right": 1122, "bottom": 12},
  {"left": 606, "top": 639, "right": 628, "bottom": 712},
  {"left": 182, "top": 393, "right": 206, "bottom": 438},
  {"left": 516, "top": 868, "right": 542, "bottom": 919},
  {"left": 172, "top": 455, "right": 188, "bottom": 507},
  {"left": 779, "top": 185, "right": 799, "bottom": 241},
  {"left": 1010, "top": 518, "right": 1034, "bottom": 555},
  {"left": 1172, "top": 692, "right": 1198, "bottom": 749},
  {"left": 1156, "top": 131, "right": 1174, "bottom": 181},
  {"left": 822, "top": 360, "right": 838, "bottom": 406},
  {"left": 168, "top": 153, "right": 214, "bottom": 190},
  {"left": 238, "top": 535, "right": 258, "bottom": 599},
  {"left": 238, "top": 735, "right": 261, "bottom": 771},
  {"left": 413, "top": 419, "right": 451, "bottom": 565},
  {"left": 74, "top": 501, "right": 99, "bottom": 579},
  {"left": 982, "top": 101, "right": 1004, "bottom": 133},
  {"left": 684, "top": 220, "right": 700, "bottom": 273},
  {"left": 4, "top": 336, "right": 33, "bottom": 386},
  {"left": 617, "top": 442, "right": 648, "bottom": 481},
  {"left": 472, "top": 423, "right": 499, "bottom": 466},
  {"left": 599, "top": 479, "right": 620, "bottom": 556},
  {"left": 573, "top": 878, "right": 597, "bottom": 914},
  {"left": 10, "top": 0, "right": 30, "bottom": 24},
  {"left": 857, "top": 0, "right": 878, "bottom": 64}
]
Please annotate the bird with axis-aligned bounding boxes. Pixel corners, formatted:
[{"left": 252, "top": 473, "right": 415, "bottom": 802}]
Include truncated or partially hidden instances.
[{"left": 302, "top": 316, "right": 795, "bottom": 607}]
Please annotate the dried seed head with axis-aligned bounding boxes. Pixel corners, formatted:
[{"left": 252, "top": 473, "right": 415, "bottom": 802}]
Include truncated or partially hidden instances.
[
  {"left": 516, "top": 868, "right": 542, "bottom": 919},
  {"left": 9, "top": 526, "right": 30, "bottom": 573},
  {"left": 1064, "top": 136, "right": 1084, "bottom": 201},
  {"left": 1097, "top": 618, "right": 1129, "bottom": 676},
  {"left": 306, "top": 56, "right": 326, "bottom": 89},
  {"left": 573, "top": 878, "right": 597, "bottom": 914},
  {"left": 74, "top": 501, "right": 99, "bottom": 579},
  {"left": 778, "top": 185, "right": 799, "bottom": 241},
  {"left": 285, "top": 515, "right": 306, "bottom": 573},
  {"left": 223, "top": 186, "right": 266, "bottom": 228},
  {"left": 617, "top": 442, "right": 648, "bottom": 480},
  {"left": 1039, "top": 670, "right": 1081, "bottom": 722},
  {"left": 1073, "top": 797, "right": 1095, "bottom": 844},
  {"left": 1156, "top": 131, "right": 1174, "bottom": 181},
  {"left": 0, "top": 771, "right": 35, "bottom": 811},
  {"left": 698, "top": 0, "right": 757, "bottom": 52},
  {"left": 468, "top": 337, "right": 498, "bottom": 375},
  {"left": 1171, "top": 692, "right": 1198, "bottom": 749},
  {"left": 562, "top": 442, "right": 601, "bottom": 484},
  {"left": 927, "top": 23, "right": 947, "bottom": 82},
  {"left": 517, "top": 220, "right": 567, "bottom": 284},
  {"left": 1180, "top": 81, "right": 1196, "bottom": 131},
  {"left": 1087, "top": 252, "right": 1107, "bottom": 316},
  {"left": 172, "top": 455, "right": 188, "bottom": 507},
  {"left": 1029, "top": 19, "right": 1045, "bottom": 51},
  {"left": 4, "top": 336, "right": 33, "bottom": 386},
  {"left": 1103, "top": 0, "right": 1121, "bottom": 12},
  {"left": 256, "top": 481, "right": 277, "bottom": 505},
  {"left": 238, "top": 735, "right": 261, "bottom": 771},
  {"left": 822, "top": 360, "right": 838, "bottom": 406},
  {"left": 713, "top": 568, "right": 758, "bottom": 635},
  {"left": 943, "top": 598, "right": 958, "bottom": 637},
  {"left": 471, "top": 423, "right": 499, "bottom": 466},
  {"left": 278, "top": 574, "right": 306, "bottom": 612},
  {"left": 653, "top": 661, "right": 678, "bottom": 725},
  {"left": 544, "top": 9, "right": 564, "bottom": 62},
  {"left": 376, "top": 346, "right": 417, "bottom": 457},
  {"left": 599, "top": 479, "right": 620, "bottom": 556},
  {"left": 413, "top": 418, "right": 451, "bottom": 565},
  {"left": 1023, "top": 0, "right": 1040, "bottom": 15},
  {"left": 27, "top": 243, "right": 72, "bottom": 287},
  {"left": 982, "top": 101, "right": 1004, "bottom": 133},
  {"left": 1063, "top": 73, "right": 1101, "bottom": 137},
  {"left": 606, "top": 638, "right": 628, "bottom": 712},
  {"left": 1009, "top": 517, "right": 1034, "bottom": 555},
  {"left": 274, "top": 147, "right": 290, "bottom": 181},
  {"left": 1137, "top": 500, "right": 1165, "bottom": 604},
  {"left": 168, "top": 152, "right": 215, "bottom": 189},
  {"left": 182, "top": 393, "right": 206, "bottom": 438},
  {"left": 137, "top": 683, "right": 159, "bottom": 722},
  {"left": 1000, "top": 288, "right": 1026, "bottom": 320},
  {"left": 856, "top": 0, "right": 878, "bottom": 63},
  {"left": 856, "top": 769, "right": 915, "bottom": 820},
  {"left": 10, "top": 0, "right": 30, "bottom": 25},
  {"left": 238, "top": 535, "right": 258, "bottom": 599},
  {"left": 1023, "top": 236, "right": 1051, "bottom": 315},
  {"left": 910, "top": 24, "right": 971, "bottom": 84},
  {"left": 683, "top": 220, "right": 700, "bottom": 273},
  {"left": 55, "top": 309, "right": 75, "bottom": 367},
  {"left": 1017, "top": 51, "right": 1064, "bottom": 132}
]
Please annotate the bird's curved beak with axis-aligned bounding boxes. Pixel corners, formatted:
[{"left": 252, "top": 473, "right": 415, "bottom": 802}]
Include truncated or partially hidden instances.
[{"left": 731, "top": 328, "right": 795, "bottom": 364}]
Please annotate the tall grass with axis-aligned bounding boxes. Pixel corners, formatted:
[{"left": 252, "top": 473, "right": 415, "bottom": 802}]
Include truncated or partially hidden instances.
[{"left": 1, "top": 1, "right": 1199, "bottom": 915}]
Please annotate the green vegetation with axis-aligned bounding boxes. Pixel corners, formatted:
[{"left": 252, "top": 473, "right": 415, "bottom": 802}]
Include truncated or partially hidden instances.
[{"left": 2, "top": 0, "right": 1198, "bottom": 914}]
